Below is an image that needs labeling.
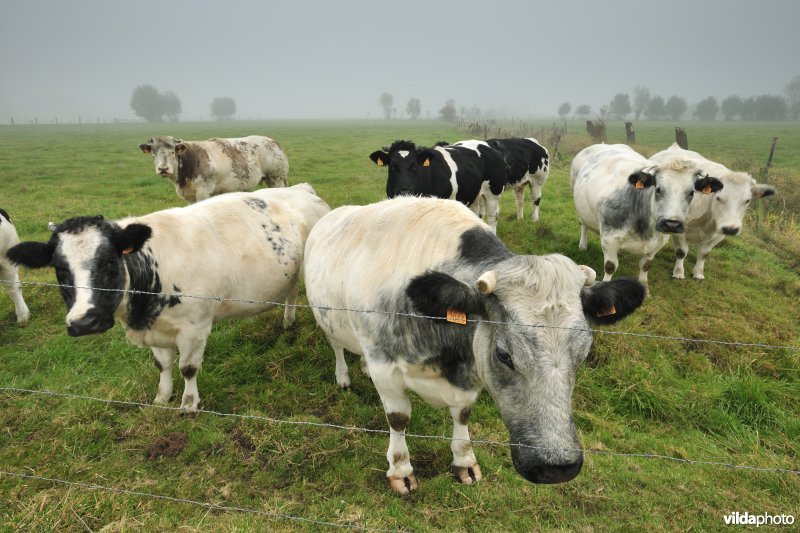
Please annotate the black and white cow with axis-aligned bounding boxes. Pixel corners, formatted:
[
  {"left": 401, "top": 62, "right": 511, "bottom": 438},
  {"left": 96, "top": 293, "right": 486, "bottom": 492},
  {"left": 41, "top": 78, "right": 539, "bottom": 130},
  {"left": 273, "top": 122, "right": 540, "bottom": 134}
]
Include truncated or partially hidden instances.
[
  {"left": 7, "top": 184, "right": 329, "bottom": 410},
  {"left": 139, "top": 135, "right": 289, "bottom": 203},
  {"left": 485, "top": 138, "right": 550, "bottom": 221},
  {"left": 304, "top": 196, "right": 645, "bottom": 494},
  {"left": 0, "top": 208, "right": 30, "bottom": 323},
  {"left": 650, "top": 144, "right": 776, "bottom": 279},
  {"left": 369, "top": 140, "right": 506, "bottom": 233},
  {"left": 571, "top": 144, "right": 719, "bottom": 292}
]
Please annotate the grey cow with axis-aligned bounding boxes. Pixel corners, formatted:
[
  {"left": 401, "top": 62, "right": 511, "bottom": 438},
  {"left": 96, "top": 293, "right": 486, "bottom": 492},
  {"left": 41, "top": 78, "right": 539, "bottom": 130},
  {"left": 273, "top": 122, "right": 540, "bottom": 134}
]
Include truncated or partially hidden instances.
[{"left": 304, "top": 196, "right": 645, "bottom": 494}]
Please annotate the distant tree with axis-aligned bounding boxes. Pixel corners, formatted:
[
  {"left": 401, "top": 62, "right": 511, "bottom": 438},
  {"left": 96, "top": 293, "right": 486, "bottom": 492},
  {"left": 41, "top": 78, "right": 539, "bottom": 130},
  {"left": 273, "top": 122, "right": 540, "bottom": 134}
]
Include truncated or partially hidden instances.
[
  {"left": 664, "top": 95, "right": 688, "bottom": 121},
  {"left": 753, "top": 94, "right": 787, "bottom": 121},
  {"left": 378, "top": 92, "right": 394, "bottom": 120},
  {"left": 162, "top": 91, "right": 182, "bottom": 122},
  {"left": 575, "top": 104, "right": 591, "bottom": 118},
  {"left": 694, "top": 96, "right": 719, "bottom": 121},
  {"left": 130, "top": 84, "right": 167, "bottom": 122},
  {"left": 721, "top": 95, "right": 743, "bottom": 120},
  {"left": 785, "top": 75, "right": 800, "bottom": 120},
  {"left": 439, "top": 99, "right": 457, "bottom": 122},
  {"left": 608, "top": 93, "right": 631, "bottom": 120},
  {"left": 644, "top": 95, "right": 665, "bottom": 120},
  {"left": 740, "top": 97, "right": 757, "bottom": 121},
  {"left": 558, "top": 102, "right": 572, "bottom": 118},
  {"left": 633, "top": 85, "right": 651, "bottom": 120},
  {"left": 210, "top": 97, "right": 237, "bottom": 120},
  {"left": 406, "top": 97, "right": 421, "bottom": 120}
]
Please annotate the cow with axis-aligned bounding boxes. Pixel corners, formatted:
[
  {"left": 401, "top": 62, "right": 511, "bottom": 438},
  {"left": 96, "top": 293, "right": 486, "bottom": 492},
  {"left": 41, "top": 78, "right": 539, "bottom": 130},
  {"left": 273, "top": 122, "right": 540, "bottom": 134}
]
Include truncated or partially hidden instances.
[
  {"left": 0, "top": 209, "right": 30, "bottom": 323},
  {"left": 485, "top": 138, "right": 550, "bottom": 221},
  {"left": 139, "top": 135, "right": 289, "bottom": 203},
  {"left": 7, "top": 184, "right": 329, "bottom": 411},
  {"left": 571, "top": 144, "right": 720, "bottom": 293},
  {"left": 650, "top": 143, "right": 776, "bottom": 279},
  {"left": 304, "top": 196, "right": 645, "bottom": 494},
  {"left": 369, "top": 140, "right": 506, "bottom": 233}
]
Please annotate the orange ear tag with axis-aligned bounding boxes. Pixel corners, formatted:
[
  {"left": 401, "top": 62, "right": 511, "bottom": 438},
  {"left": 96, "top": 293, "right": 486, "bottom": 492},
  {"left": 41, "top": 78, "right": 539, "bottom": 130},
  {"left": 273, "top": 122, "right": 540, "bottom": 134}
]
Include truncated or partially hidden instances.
[
  {"left": 596, "top": 305, "right": 617, "bottom": 318},
  {"left": 635, "top": 180, "right": 645, "bottom": 190},
  {"left": 376, "top": 159, "right": 384, "bottom": 166},
  {"left": 446, "top": 308, "right": 467, "bottom": 325},
  {"left": 423, "top": 158, "right": 430, "bottom": 167},
  {"left": 701, "top": 185, "right": 712, "bottom": 194},
  {"left": 122, "top": 247, "right": 133, "bottom": 255}
]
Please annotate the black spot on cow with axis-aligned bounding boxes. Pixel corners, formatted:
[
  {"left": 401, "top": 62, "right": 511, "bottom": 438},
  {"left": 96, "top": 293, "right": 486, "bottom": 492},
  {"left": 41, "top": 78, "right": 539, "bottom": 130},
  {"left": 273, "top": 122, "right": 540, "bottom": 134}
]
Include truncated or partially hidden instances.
[
  {"left": 676, "top": 248, "right": 686, "bottom": 259},
  {"left": 153, "top": 358, "right": 163, "bottom": 371},
  {"left": 422, "top": 345, "right": 477, "bottom": 390},
  {"left": 124, "top": 251, "right": 182, "bottom": 330},
  {"left": 601, "top": 182, "right": 654, "bottom": 239},
  {"left": 180, "top": 365, "right": 197, "bottom": 379},
  {"left": 214, "top": 139, "right": 250, "bottom": 182},
  {"left": 176, "top": 144, "right": 212, "bottom": 187},
  {"left": 458, "top": 228, "right": 513, "bottom": 268},
  {"left": 245, "top": 198, "right": 267, "bottom": 211},
  {"left": 387, "top": 412, "right": 410, "bottom": 431},
  {"left": 0, "top": 208, "right": 10, "bottom": 224},
  {"left": 458, "top": 406, "right": 472, "bottom": 425}
]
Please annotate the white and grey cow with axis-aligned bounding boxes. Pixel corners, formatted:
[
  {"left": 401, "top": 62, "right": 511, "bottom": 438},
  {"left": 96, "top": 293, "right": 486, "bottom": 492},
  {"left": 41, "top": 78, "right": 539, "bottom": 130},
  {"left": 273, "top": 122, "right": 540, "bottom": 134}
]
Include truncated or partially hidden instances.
[
  {"left": 139, "top": 135, "right": 289, "bottom": 203},
  {"left": 650, "top": 143, "right": 776, "bottom": 279},
  {"left": 7, "top": 184, "right": 329, "bottom": 410},
  {"left": 571, "top": 144, "right": 720, "bottom": 292},
  {"left": 0, "top": 208, "right": 30, "bottom": 323},
  {"left": 304, "top": 196, "right": 645, "bottom": 494}
]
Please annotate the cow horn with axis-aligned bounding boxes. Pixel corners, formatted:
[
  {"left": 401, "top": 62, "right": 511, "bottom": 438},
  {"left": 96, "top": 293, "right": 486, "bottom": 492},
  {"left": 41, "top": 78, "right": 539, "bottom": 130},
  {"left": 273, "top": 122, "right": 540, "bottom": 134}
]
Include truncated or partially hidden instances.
[
  {"left": 476, "top": 271, "right": 497, "bottom": 295},
  {"left": 47, "top": 221, "right": 57, "bottom": 233},
  {"left": 579, "top": 265, "right": 596, "bottom": 286}
]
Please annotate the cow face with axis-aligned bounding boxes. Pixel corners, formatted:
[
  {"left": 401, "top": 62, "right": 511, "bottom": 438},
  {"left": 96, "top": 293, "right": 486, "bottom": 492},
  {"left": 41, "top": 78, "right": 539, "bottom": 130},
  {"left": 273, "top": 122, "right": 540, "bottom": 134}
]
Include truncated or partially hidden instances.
[
  {"left": 139, "top": 136, "right": 186, "bottom": 180},
  {"left": 6, "top": 217, "right": 151, "bottom": 336},
  {"left": 370, "top": 140, "right": 431, "bottom": 198},
  {"left": 628, "top": 161, "right": 708, "bottom": 234},
  {"left": 407, "top": 255, "right": 645, "bottom": 484},
  {"left": 704, "top": 172, "right": 775, "bottom": 236}
]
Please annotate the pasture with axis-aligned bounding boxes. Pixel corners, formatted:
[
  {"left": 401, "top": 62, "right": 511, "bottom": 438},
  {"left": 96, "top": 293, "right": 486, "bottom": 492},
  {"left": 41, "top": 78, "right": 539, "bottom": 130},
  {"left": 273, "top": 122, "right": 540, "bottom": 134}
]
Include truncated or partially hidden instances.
[{"left": 1, "top": 120, "right": 798, "bottom": 531}]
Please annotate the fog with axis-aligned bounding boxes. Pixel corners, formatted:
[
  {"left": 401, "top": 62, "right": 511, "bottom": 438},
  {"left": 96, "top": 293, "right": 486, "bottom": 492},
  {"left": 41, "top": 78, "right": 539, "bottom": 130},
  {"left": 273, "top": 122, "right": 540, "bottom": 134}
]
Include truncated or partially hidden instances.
[{"left": 1, "top": 0, "right": 798, "bottom": 123}]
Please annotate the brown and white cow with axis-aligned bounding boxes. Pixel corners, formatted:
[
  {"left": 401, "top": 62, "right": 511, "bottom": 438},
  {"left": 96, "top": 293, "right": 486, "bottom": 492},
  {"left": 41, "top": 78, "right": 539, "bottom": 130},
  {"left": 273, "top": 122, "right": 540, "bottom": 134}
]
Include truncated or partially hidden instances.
[
  {"left": 0, "top": 208, "right": 30, "bottom": 323},
  {"left": 7, "top": 184, "right": 329, "bottom": 410},
  {"left": 304, "top": 196, "right": 645, "bottom": 494},
  {"left": 650, "top": 144, "right": 776, "bottom": 279},
  {"left": 139, "top": 135, "right": 289, "bottom": 203}
]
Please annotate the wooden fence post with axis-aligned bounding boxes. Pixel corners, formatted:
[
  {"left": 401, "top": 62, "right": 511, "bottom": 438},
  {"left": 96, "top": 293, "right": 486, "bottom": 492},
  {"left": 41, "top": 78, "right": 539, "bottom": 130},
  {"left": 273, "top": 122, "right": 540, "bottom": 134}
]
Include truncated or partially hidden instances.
[
  {"left": 675, "top": 127, "right": 688, "bottom": 149},
  {"left": 625, "top": 121, "right": 635, "bottom": 144},
  {"left": 756, "top": 137, "right": 778, "bottom": 229}
]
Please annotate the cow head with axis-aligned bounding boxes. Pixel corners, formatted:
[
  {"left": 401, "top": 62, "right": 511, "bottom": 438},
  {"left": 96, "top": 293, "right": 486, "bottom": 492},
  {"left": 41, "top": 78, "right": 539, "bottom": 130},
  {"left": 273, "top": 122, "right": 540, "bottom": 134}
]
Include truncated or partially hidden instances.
[
  {"left": 6, "top": 216, "right": 151, "bottom": 336},
  {"left": 139, "top": 136, "right": 187, "bottom": 180},
  {"left": 370, "top": 140, "right": 434, "bottom": 198},
  {"left": 628, "top": 160, "right": 714, "bottom": 234},
  {"left": 407, "top": 255, "right": 645, "bottom": 484},
  {"left": 703, "top": 171, "right": 776, "bottom": 236}
]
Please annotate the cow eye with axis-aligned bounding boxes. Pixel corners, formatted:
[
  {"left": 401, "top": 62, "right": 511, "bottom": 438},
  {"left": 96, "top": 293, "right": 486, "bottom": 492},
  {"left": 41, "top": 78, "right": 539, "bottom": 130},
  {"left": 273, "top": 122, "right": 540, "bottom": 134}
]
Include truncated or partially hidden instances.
[
  {"left": 745, "top": 199, "right": 751, "bottom": 204},
  {"left": 688, "top": 191, "right": 695, "bottom": 199},
  {"left": 496, "top": 349, "right": 514, "bottom": 369},
  {"left": 655, "top": 186, "right": 663, "bottom": 195}
]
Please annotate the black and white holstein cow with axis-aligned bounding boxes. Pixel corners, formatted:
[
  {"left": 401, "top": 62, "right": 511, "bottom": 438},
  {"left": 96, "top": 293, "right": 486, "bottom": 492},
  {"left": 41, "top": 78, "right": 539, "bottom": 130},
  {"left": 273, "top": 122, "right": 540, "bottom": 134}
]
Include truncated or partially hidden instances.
[
  {"left": 7, "top": 184, "right": 329, "bottom": 410},
  {"left": 650, "top": 144, "right": 776, "bottom": 279},
  {"left": 304, "top": 196, "right": 645, "bottom": 494},
  {"left": 484, "top": 138, "right": 550, "bottom": 221},
  {"left": 571, "top": 144, "right": 720, "bottom": 293},
  {"left": 0, "top": 209, "right": 30, "bottom": 323},
  {"left": 369, "top": 140, "right": 506, "bottom": 233},
  {"left": 139, "top": 135, "right": 289, "bottom": 203}
]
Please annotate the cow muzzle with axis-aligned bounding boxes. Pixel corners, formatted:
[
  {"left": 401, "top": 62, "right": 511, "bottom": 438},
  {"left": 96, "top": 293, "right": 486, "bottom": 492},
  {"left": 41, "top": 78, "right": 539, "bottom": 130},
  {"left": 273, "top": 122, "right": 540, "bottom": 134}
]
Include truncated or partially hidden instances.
[
  {"left": 512, "top": 454, "right": 584, "bottom": 484},
  {"left": 656, "top": 219, "right": 685, "bottom": 234},
  {"left": 721, "top": 226, "right": 741, "bottom": 236},
  {"left": 157, "top": 167, "right": 171, "bottom": 177},
  {"left": 67, "top": 312, "right": 115, "bottom": 337}
]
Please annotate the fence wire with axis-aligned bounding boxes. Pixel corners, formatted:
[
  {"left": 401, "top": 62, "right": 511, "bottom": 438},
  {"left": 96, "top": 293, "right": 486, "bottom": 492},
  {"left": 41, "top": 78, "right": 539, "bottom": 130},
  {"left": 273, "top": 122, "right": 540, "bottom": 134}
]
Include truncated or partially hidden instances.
[{"left": 4, "top": 278, "right": 800, "bottom": 352}]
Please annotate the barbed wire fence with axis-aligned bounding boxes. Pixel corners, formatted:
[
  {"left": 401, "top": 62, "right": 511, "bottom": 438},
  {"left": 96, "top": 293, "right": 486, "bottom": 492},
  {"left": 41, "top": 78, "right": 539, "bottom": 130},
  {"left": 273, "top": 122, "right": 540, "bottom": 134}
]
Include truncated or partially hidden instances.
[{"left": 1, "top": 278, "right": 799, "bottom": 527}]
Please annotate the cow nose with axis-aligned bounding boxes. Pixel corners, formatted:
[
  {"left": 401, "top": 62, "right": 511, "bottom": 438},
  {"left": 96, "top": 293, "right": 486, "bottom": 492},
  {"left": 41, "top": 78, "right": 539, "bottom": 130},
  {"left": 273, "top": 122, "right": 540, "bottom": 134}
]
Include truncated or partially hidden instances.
[
  {"left": 722, "top": 226, "right": 740, "bottom": 236},
  {"left": 516, "top": 459, "right": 584, "bottom": 484},
  {"left": 656, "top": 219, "right": 685, "bottom": 233},
  {"left": 67, "top": 312, "right": 114, "bottom": 337},
  {"left": 158, "top": 167, "right": 169, "bottom": 175}
]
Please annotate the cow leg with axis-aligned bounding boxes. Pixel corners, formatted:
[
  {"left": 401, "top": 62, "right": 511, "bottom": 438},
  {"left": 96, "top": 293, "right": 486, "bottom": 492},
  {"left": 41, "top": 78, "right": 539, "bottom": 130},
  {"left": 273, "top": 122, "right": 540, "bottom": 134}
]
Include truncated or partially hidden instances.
[
  {"left": 692, "top": 235, "right": 725, "bottom": 280},
  {"left": 331, "top": 341, "right": 352, "bottom": 391},
  {"left": 513, "top": 182, "right": 526, "bottom": 220},
  {"left": 483, "top": 195, "right": 499, "bottom": 235},
  {"left": 579, "top": 223, "right": 588, "bottom": 251},
  {"left": 672, "top": 234, "right": 689, "bottom": 279},
  {"left": 282, "top": 281, "right": 299, "bottom": 327},
  {"left": 530, "top": 180, "right": 543, "bottom": 223},
  {"left": 638, "top": 253, "right": 655, "bottom": 295},
  {"left": 152, "top": 347, "right": 176, "bottom": 404},
  {"left": 370, "top": 361, "right": 416, "bottom": 495},
  {"left": 0, "top": 263, "right": 30, "bottom": 323},
  {"left": 600, "top": 237, "right": 620, "bottom": 281},
  {"left": 176, "top": 328, "right": 211, "bottom": 411},
  {"left": 449, "top": 405, "right": 482, "bottom": 485}
]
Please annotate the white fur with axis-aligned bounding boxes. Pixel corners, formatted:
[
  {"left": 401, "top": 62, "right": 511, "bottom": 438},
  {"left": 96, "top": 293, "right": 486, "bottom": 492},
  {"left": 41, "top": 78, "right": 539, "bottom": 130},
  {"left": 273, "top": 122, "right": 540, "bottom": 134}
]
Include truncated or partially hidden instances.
[{"left": 0, "top": 214, "right": 30, "bottom": 323}]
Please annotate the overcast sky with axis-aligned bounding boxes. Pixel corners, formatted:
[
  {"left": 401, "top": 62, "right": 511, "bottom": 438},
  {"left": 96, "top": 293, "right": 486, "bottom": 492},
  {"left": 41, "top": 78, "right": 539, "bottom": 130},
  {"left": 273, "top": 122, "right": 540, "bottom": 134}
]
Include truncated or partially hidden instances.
[{"left": 1, "top": 0, "right": 798, "bottom": 122}]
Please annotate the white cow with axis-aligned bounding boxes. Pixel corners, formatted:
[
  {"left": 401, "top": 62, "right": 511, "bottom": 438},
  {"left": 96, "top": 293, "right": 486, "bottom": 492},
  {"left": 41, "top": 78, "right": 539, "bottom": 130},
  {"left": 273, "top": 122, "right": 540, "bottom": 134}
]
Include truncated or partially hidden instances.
[
  {"left": 7, "top": 184, "right": 329, "bottom": 410},
  {"left": 650, "top": 143, "right": 776, "bottom": 279},
  {"left": 571, "top": 144, "right": 717, "bottom": 292},
  {"left": 0, "top": 209, "right": 30, "bottom": 323},
  {"left": 139, "top": 135, "right": 289, "bottom": 203}
]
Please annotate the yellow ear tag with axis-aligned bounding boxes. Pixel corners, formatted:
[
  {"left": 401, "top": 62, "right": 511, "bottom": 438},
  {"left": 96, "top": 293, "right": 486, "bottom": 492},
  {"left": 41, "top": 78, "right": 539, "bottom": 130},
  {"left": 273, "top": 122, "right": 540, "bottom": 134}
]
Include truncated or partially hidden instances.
[
  {"left": 376, "top": 159, "right": 384, "bottom": 166},
  {"left": 702, "top": 185, "right": 712, "bottom": 194},
  {"left": 446, "top": 308, "right": 467, "bottom": 325},
  {"left": 423, "top": 158, "right": 430, "bottom": 167},
  {"left": 635, "top": 180, "right": 645, "bottom": 190},
  {"left": 122, "top": 247, "right": 133, "bottom": 255},
  {"left": 596, "top": 305, "right": 617, "bottom": 318}
]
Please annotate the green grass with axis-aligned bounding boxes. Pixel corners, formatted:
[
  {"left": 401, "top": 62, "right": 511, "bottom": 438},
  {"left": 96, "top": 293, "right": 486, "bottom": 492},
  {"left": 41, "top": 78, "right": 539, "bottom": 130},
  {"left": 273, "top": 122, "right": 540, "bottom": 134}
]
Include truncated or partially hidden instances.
[{"left": 1, "top": 119, "right": 798, "bottom": 531}]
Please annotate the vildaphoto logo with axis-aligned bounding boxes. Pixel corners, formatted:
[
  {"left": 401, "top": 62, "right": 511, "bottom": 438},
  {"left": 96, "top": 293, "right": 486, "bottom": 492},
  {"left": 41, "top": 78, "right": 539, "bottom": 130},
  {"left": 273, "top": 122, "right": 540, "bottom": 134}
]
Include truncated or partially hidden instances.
[{"left": 724, "top": 512, "right": 795, "bottom": 527}]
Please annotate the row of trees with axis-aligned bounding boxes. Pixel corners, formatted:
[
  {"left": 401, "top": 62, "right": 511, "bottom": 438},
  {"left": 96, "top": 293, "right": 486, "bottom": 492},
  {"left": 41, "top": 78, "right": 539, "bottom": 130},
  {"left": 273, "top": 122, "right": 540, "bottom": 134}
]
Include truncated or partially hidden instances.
[
  {"left": 130, "top": 85, "right": 238, "bottom": 121},
  {"left": 378, "top": 92, "right": 463, "bottom": 122}
]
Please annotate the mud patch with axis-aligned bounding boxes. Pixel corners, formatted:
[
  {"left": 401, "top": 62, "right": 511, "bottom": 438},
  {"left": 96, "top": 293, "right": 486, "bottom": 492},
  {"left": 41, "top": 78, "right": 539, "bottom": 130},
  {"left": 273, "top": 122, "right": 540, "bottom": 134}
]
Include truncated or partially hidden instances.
[{"left": 146, "top": 432, "right": 187, "bottom": 459}]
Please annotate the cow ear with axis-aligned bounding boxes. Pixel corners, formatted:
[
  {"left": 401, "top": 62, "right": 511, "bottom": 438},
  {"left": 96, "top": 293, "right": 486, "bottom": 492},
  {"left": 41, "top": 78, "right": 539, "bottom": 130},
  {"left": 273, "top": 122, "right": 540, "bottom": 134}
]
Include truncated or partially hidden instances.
[
  {"left": 581, "top": 278, "right": 646, "bottom": 325},
  {"left": 695, "top": 176, "right": 724, "bottom": 194},
  {"left": 175, "top": 143, "right": 188, "bottom": 156},
  {"left": 138, "top": 143, "right": 152, "bottom": 154},
  {"left": 111, "top": 224, "right": 152, "bottom": 255},
  {"left": 369, "top": 150, "right": 389, "bottom": 167},
  {"left": 628, "top": 171, "right": 655, "bottom": 189},
  {"left": 406, "top": 271, "right": 485, "bottom": 319},
  {"left": 752, "top": 184, "right": 776, "bottom": 199},
  {"left": 6, "top": 241, "right": 55, "bottom": 269},
  {"left": 416, "top": 149, "right": 436, "bottom": 167}
]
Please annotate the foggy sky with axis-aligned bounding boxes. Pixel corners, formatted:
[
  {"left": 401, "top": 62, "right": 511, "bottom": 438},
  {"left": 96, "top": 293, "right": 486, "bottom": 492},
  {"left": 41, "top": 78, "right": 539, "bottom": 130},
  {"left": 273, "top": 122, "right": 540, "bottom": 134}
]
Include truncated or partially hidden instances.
[{"left": 1, "top": 0, "right": 798, "bottom": 123}]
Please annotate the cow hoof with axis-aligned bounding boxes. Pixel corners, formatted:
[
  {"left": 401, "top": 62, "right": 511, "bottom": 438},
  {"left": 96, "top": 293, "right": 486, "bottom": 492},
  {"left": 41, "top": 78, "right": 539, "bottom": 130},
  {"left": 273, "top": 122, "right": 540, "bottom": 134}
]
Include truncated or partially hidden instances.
[
  {"left": 672, "top": 273, "right": 685, "bottom": 280},
  {"left": 388, "top": 474, "right": 418, "bottom": 495},
  {"left": 16, "top": 311, "right": 30, "bottom": 324},
  {"left": 340, "top": 384, "right": 352, "bottom": 393},
  {"left": 693, "top": 274, "right": 705, "bottom": 280},
  {"left": 452, "top": 464, "right": 483, "bottom": 485},
  {"left": 153, "top": 396, "right": 170, "bottom": 406},
  {"left": 180, "top": 396, "right": 199, "bottom": 411}
]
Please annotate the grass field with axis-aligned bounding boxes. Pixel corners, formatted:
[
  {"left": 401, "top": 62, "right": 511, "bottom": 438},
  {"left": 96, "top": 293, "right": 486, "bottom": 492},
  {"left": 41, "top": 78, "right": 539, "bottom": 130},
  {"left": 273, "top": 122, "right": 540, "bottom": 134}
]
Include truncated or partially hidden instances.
[{"left": 0, "top": 119, "right": 798, "bottom": 531}]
